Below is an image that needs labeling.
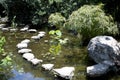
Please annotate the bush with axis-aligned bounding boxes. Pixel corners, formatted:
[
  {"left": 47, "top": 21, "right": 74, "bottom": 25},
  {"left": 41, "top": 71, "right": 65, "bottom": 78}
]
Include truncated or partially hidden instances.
[
  {"left": 48, "top": 12, "right": 66, "bottom": 29},
  {"left": 64, "top": 4, "right": 118, "bottom": 42}
]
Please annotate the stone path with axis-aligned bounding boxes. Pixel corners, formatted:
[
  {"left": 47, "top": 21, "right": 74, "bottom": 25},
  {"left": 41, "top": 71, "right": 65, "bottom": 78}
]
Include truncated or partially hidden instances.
[{"left": 0, "top": 23, "right": 75, "bottom": 80}]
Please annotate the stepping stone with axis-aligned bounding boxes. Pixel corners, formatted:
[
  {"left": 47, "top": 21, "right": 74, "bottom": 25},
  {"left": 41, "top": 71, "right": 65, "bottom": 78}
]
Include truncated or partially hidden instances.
[
  {"left": 18, "top": 49, "right": 32, "bottom": 54},
  {"left": 42, "top": 64, "right": 54, "bottom": 71},
  {"left": 10, "top": 28, "right": 18, "bottom": 32},
  {"left": 1, "top": 28, "right": 9, "bottom": 31},
  {"left": 28, "top": 29, "right": 37, "bottom": 33},
  {"left": 38, "top": 31, "right": 46, "bottom": 34},
  {"left": 37, "top": 33, "right": 45, "bottom": 38},
  {"left": 31, "top": 36, "right": 40, "bottom": 40},
  {"left": 30, "top": 58, "right": 43, "bottom": 65},
  {"left": 16, "top": 43, "right": 28, "bottom": 49},
  {"left": 0, "top": 24, "right": 6, "bottom": 28},
  {"left": 53, "top": 67, "right": 75, "bottom": 80},
  {"left": 20, "top": 25, "right": 29, "bottom": 31},
  {"left": 22, "top": 53, "right": 34, "bottom": 61},
  {"left": 21, "top": 39, "right": 30, "bottom": 44}
]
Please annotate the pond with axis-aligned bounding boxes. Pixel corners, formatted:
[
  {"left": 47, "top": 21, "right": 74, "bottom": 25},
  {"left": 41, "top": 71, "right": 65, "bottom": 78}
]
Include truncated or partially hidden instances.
[{"left": 0, "top": 28, "right": 87, "bottom": 80}]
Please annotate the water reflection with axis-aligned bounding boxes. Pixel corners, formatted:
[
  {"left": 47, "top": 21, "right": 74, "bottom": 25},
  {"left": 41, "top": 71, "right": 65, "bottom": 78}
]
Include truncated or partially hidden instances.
[{"left": 9, "top": 69, "right": 45, "bottom": 80}]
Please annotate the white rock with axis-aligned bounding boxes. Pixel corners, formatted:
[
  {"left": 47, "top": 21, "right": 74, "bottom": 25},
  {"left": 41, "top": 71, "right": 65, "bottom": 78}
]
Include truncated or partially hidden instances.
[
  {"left": 42, "top": 64, "right": 54, "bottom": 70},
  {"left": 18, "top": 49, "right": 32, "bottom": 54},
  {"left": 28, "top": 29, "right": 37, "bottom": 33},
  {"left": 1, "top": 28, "right": 9, "bottom": 31},
  {"left": 31, "top": 36, "right": 40, "bottom": 40},
  {"left": 21, "top": 39, "right": 30, "bottom": 44},
  {"left": 30, "top": 58, "right": 43, "bottom": 65},
  {"left": 10, "top": 28, "right": 18, "bottom": 32},
  {"left": 16, "top": 43, "right": 28, "bottom": 49},
  {"left": 53, "top": 67, "right": 75, "bottom": 80},
  {"left": 37, "top": 33, "right": 45, "bottom": 38},
  {"left": 0, "top": 24, "right": 6, "bottom": 28},
  {"left": 22, "top": 53, "right": 34, "bottom": 61},
  {"left": 20, "top": 26, "right": 29, "bottom": 31},
  {"left": 38, "top": 31, "right": 46, "bottom": 34}
]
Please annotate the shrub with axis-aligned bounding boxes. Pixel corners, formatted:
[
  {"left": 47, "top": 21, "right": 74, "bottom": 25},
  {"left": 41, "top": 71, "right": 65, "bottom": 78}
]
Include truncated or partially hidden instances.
[
  {"left": 48, "top": 12, "right": 66, "bottom": 29},
  {"left": 64, "top": 4, "right": 118, "bottom": 42}
]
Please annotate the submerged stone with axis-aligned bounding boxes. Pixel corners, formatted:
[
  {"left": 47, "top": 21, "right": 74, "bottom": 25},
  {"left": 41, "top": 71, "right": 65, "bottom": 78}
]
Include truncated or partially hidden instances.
[
  {"left": 87, "top": 61, "right": 114, "bottom": 77},
  {"left": 53, "top": 67, "right": 75, "bottom": 80}
]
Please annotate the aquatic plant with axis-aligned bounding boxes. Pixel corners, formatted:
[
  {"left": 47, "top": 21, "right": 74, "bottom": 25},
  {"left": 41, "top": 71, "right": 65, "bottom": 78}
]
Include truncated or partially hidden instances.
[
  {"left": 11, "top": 16, "right": 17, "bottom": 28},
  {"left": 0, "top": 36, "right": 13, "bottom": 77},
  {"left": 64, "top": 4, "right": 119, "bottom": 42},
  {"left": 49, "top": 30, "right": 68, "bottom": 55},
  {"left": 0, "top": 36, "right": 5, "bottom": 54}
]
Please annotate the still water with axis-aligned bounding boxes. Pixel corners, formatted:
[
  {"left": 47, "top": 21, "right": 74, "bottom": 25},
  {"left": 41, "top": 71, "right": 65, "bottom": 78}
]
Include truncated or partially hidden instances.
[
  {"left": 1, "top": 29, "right": 87, "bottom": 80},
  {"left": 1, "top": 29, "right": 120, "bottom": 80}
]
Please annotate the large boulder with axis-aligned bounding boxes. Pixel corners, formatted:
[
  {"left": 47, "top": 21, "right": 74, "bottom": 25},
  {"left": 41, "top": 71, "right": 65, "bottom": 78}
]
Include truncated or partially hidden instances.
[
  {"left": 87, "top": 36, "right": 120, "bottom": 64},
  {"left": 87, "top": 36, "right": 120, "bottom": 77}
]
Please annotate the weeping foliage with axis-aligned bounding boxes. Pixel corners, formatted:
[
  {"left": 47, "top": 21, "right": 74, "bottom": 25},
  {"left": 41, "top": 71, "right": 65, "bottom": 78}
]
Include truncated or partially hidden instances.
[{"left": 64, "top": 4, "right": 118, "bottom": 41}]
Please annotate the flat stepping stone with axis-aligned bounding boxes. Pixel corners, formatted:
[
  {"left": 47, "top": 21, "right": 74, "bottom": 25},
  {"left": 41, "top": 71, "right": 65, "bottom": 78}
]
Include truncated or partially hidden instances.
[
  {"left": 0, "top": 24, "right": 6, "bottom": 28},
  {"left": 38, "top": 31, "right": 46, "bottom": 34},
  {"left": 30, "top": 58, "right": 43, "bottom": 65},
  {"left": 28, "top": 29, "right": 37, "bottom": 33},
  {"left": 53, "top": 67, "right": 75, "bottom": 80},
  {"left": 20, "top": 26, "right": 29, "bottom": 31},
  {"left": 10, "top": 28, "right": 18, "bottom": 32},
  {"left": 16, "top": 43, "right": 28, "bottom": 49},
  {"left": 37, "top": 33, "right": 45, "bottom": 38},
  {"left": 22, "top": 53, "right": 34, "bottom": 61},
  {"left": 21, "top": 39, "right": 30, "bottom": 44},
  {"left": 18, "top": 49, "right": 32, "bottom": 54},
  {"left": 31, "top": 36, "right": 40, "bottom": 40},
  {"left": 1, "top": 28, "right": 9, "bottom": 31},
  {"left": 42, "top": 64, "right": 54, "bottom": 71}
]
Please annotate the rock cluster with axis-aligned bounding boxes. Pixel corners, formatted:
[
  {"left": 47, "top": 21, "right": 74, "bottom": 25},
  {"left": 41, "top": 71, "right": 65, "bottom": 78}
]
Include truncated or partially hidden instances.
[{"left": 15, "top": 28, "right": 75, "bottom": 80}]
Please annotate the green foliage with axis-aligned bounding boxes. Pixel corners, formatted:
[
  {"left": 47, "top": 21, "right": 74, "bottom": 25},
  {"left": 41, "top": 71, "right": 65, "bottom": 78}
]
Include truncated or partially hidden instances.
[
  {"left": 49, "top": 30, "right": 68, "bottom": 55},
  {"left": 11, "top": 16, "right": 17, "bottom": 28},
  {"left": 0, "top": 37, "right": 5, "bottom": 54},
  {"left": 0, "top": 36, "right": 12, "bottom": 75},
  {"left": 49, "top": 30, "right": 62, "bottom": 39},
  {"left": 64, "top": 4, "right": 118, "bottom": 41},
  {"left": 48, "top": 12, "right": 66, "bottom": 29},
  {"left": 0, "top": 0, "right": 81, "bottom": 26}
]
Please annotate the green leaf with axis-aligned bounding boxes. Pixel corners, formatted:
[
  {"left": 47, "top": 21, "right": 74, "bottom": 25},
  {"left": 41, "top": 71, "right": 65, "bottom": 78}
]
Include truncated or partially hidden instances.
[
  {"left": 55, "top": 30, "right": 62, "bottom": 37},
  {"left": 49, "top": 30, "right": 55, "bottom": 35}
]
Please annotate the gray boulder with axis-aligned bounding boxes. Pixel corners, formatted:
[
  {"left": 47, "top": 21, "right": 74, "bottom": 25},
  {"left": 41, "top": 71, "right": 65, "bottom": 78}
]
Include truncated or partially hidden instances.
[
  {"left": 87, "top": 61, "right": 115, "bottom": 77},
  {"left": 87, "top": 36, "right": 120, "bottom": 64},
  {"left": 87, "top": 36, "right": 120, "bottom": 77}
]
